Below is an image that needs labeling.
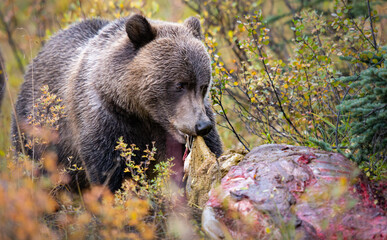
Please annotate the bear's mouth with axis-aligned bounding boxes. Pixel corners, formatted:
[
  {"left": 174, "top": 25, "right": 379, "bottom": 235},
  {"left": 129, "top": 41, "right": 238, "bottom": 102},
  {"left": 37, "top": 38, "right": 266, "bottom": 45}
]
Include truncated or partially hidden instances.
[
  {"left": 174, "top": 129, "right": 191, "bottom": 144},
  {"left": 170, "top": 120, "right": 196, "bottom": 144},
  {"left": 166, "top": 133, "right": 193, "bottom": 186}
]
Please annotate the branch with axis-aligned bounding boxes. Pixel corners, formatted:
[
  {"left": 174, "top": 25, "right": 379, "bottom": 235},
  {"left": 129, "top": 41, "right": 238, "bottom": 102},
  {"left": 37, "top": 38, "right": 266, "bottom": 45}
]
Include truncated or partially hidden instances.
[
  {"left": 248, "top": 21, "right": 303, "bottom": 139},
  {"left": 367, "top": 0, "right": 378, "bottom": 51},
  {"left": 0, "top": 50, "right": 4, "bottom": 109},
  {"left": 0, "top": 10, "right": 24, "bottom": 73},
  {"left": 214, "top": 94, "right": 250, "bottom": 151},
  {"left": 340, "top": 0, "right": 378, "bottom": 51},
  {"left": 225, "top": 83, "right": 289, "bottom": 139},
  {"left": 365, "top": 104, "right": 387, "bottom": 118}
]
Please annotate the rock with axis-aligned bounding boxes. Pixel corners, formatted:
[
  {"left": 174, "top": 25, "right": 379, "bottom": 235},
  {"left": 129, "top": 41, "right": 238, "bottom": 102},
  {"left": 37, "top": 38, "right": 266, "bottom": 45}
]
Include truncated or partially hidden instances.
[{"left": 197, "top": 144, "right": 387, "bottom": 239}]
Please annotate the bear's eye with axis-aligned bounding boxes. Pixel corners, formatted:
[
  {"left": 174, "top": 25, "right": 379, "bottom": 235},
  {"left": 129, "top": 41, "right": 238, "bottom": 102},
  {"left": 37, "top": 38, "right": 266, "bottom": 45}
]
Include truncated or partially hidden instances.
[
  {"left": 176, "top": 82, "right": 188, "bottom": 91},
  {"left": 201, "top": 85, "right": 208, "bottom": 96}
]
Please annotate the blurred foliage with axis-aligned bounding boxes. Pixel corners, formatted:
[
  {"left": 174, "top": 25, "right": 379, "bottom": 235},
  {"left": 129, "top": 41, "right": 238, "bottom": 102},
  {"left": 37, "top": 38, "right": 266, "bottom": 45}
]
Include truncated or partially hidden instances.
[{"left": 0, "top": 149, "right": 155, "bottom": 239}]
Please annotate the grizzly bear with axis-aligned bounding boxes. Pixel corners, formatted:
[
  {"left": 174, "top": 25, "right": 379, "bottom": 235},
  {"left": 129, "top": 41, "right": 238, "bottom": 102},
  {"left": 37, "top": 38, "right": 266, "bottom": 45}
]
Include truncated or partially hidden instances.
[{"left": 12, "top": 14, "right": 222, "bottom": 192}]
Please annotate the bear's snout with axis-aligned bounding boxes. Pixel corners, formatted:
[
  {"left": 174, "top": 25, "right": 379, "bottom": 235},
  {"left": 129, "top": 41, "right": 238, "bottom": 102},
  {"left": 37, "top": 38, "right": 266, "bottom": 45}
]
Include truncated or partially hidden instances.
[{"left": 195, "top": 120, "right": 213, "bottom": 136}]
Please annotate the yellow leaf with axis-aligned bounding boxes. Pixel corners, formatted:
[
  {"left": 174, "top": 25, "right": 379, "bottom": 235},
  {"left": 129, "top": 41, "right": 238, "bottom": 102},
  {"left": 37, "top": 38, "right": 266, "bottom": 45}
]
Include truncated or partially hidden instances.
[
  {"left": 228, "top": 30, "right": 233, "bottom": 39},
  {"left": 234, "top": 82, "right": 238, "bottom": 86}
]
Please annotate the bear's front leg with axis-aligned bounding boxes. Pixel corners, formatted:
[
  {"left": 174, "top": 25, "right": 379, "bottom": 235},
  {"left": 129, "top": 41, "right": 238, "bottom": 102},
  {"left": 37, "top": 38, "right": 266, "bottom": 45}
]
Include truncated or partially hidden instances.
[{"left": 77, "top": 128, "right": 125, "bottom": 192}]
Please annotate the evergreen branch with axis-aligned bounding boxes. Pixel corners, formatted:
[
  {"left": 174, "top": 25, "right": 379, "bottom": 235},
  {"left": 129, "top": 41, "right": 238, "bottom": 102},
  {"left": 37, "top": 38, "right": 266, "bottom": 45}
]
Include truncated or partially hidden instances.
[
  {"left": 365, "top": 104, "right": 387, "bottom": 118},
  {"left": 336, "top": 87, "right": 350, "bottom": 149}
]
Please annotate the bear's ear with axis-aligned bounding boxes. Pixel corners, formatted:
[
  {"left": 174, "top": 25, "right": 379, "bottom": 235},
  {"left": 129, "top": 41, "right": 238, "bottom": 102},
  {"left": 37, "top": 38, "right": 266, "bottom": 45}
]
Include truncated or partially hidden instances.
[
  {"left": 126, "top": 14, "right": 156, "bottom": 49},
  {"left": 184, "top": 17, "right": 203, "bottom": 40}
]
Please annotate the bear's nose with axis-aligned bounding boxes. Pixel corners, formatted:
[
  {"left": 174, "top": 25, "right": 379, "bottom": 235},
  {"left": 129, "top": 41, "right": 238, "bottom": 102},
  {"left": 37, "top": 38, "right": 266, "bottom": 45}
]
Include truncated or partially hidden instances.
[{"left": 195, "top": 120, "right": 213, "bottom": 136}]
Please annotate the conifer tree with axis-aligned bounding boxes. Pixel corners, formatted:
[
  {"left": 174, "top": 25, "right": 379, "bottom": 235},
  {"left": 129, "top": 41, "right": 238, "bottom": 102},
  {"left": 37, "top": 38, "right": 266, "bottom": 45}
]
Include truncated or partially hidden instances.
[{"left": 338, "top": 46, "right": 386, "bottom": 168}]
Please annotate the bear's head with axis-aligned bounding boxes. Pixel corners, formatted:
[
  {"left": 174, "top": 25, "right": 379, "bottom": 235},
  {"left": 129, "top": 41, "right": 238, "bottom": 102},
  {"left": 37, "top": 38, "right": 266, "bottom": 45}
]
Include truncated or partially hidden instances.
[{"left": 125, "top": 14, "right": 214, "bottom": 144}]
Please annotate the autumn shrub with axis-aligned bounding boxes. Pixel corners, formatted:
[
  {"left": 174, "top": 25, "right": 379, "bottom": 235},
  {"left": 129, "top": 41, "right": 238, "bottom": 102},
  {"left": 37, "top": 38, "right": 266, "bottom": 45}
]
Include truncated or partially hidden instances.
[
  {"left": 0, "top": 154, "right": 58, "bottom": 240},
  {"left": 0, "top": 153, "right": 157, "bottom": 240}
]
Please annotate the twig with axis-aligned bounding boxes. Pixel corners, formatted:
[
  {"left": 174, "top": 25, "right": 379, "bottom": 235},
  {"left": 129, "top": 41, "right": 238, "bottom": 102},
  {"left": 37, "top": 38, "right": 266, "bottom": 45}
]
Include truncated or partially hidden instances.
[
  {"left": 367, "top": 0, "right": 378, "bottom": 51},
  {"left": 214, "top": 94, "right": 250, "bottom": 151},
  {"left": 340, "top": 0, "right": 378, "bottom": 51},
  {"left": 0, "top": 10, "right": 24, "bottom": 73},
  {"left": 0, "top": 50, "right": 4, "bottom": 109}
]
